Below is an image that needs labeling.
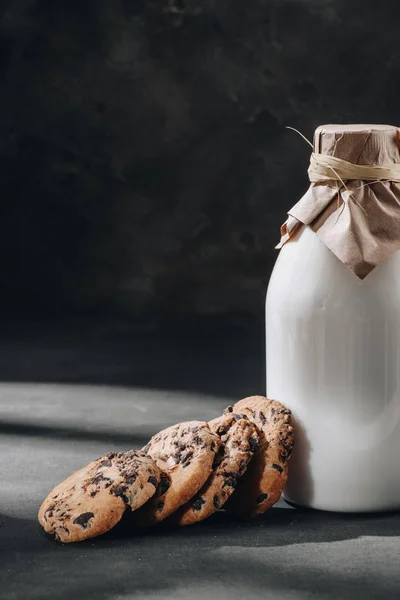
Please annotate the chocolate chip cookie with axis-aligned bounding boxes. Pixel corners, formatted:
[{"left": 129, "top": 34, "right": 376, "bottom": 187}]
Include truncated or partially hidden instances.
[
  {"left": 176, "top": 412, "right": 259, "bottom": 526},
  {"left": 211, "top": 396, "right": 294, "bottom": 517},
  {"left": 38, "top": 450, "right": 163, "bottom": 542},
  {"left": 136, "top": 421, "right": 221, "bottom": 525}
]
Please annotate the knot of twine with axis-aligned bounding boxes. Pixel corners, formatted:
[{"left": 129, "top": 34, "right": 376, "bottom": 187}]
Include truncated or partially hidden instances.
[{"left": 308, "top": 153, "right": 400, "bottom": 184}]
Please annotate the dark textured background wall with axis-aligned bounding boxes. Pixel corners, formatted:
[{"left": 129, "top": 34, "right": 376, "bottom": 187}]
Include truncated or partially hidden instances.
[{"left": 1, "top": 0, "right": 400, "bottom": 318}]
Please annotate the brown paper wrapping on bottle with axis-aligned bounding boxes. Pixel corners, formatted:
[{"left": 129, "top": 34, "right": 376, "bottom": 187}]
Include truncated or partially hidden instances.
[{"left": 278, "top": 124, "right": 400, "bottom": 279}]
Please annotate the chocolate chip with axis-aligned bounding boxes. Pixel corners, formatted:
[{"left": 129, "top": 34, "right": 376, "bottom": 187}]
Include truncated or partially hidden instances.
[
  {"left": 91, "top": 474, "right": 110, "bottom": 485},
  {"left": 232, "top": 413, "right": 243, "bottom": 422},
  {"left": 73, "top": 512, "right": 94, "bottom": 529},
  {"left": 112, "top": 485, "right": 129, "bottom": 504},
  {"left": 172, "top": 451, "right": 182, "bottom": 463},
  {"left": 90, "top": 491, "right": 97, "bottom": 497},
  {"left": 284, "top": 439, "right": 294, "bottom": 454},
  {"left": 147, "top": 475, "right": 158, "bottom": 487},
  {"left": 212, "top": 447, "right": 224, "bottom": 468},
  {"left": 181, "top": 450, "right": 193, "bottom": 464},
  {"left": 125, "top": 473, "right": 137, "bottom": 484},
  {"left": 157, "top": 501, "right": 165, "bottom": 512},
  {"left": 159, "top": 475, "right": 170, "bottom": 496},
  {"left": 259, "top": 411, "right": 266, "bottom": 425},
  {"left": 55, "top": 526, "right": 70, "bottom": 540},
  {"left": 217, "top": 425, "right": 230, "bottom": 436},
  {"left": 125, "top": 450, "right": 139, "bottom": 459},
  {"left": 239, "top": 458, "right": 246, "bottom": 474},
  {"left": 191, "top": 497, "right": 205, "bottom": 511},
  {"left": 256, "top": 493, "right": 269, "bottom": 504},
  {"left": 213, "top": 495, "right": 220, "bottom": 509},
  {"left": 280, "top": 439, "right": 294, "bottom": 462},
  {"left": 272, "top": 463, "right": 284, "bottom": 474},
  {"left": 222, "top": 472, "right": 239, "bottom": 488},
  {"left": 248, "top": 436, "right": 259, "bottom": 453},
  {"left": 224, "top": 406, "right": 233, "bottom": 413}
]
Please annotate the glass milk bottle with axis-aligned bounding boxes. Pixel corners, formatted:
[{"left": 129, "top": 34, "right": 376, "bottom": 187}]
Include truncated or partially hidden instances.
[{"left": 266, "top": 124, "right": 400, "bottom": 512}]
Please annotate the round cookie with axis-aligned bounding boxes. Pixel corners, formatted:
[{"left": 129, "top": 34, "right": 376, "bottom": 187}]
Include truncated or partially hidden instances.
[
  {"left": 211, "top": 396, "right": 294, "bottom": 517},
  {"left": 136, "top": 421, "right": 221, "bottom": 525},
  {"left": 176, "top": 412, "right": 259, "bottom": 526},
  {"left": 38, "top": 450, "right": 163, "bottom": 543}
]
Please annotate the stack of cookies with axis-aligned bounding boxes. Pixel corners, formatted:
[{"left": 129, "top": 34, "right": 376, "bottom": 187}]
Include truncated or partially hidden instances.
[{"left": 38, "top": 395, "right": 294, "bottom": 543}]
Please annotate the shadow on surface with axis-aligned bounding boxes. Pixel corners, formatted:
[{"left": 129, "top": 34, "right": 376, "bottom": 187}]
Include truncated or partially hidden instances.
[
  {"left": 2, "top": 506, "right": 400, "bottom": 600},
  {"left": 2, "top": 317, "right": 399, "bottom": 600},
  {"left": 102, "top": 504, "right": 400, "bottom": 545},
  {"left": 0, "top": 317, "right": 263, "bottom": 442},
  {"left": 0, "top": 420, "right": 150, "bottom": 445}
]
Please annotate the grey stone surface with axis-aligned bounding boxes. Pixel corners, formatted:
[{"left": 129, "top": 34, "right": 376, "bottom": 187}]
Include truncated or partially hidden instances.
[
  {"left": 1, "top": 1, "right": 400, "bottom": 317},
  {"left": 1, "top": 320, "right": 400, "bottom": 599}
]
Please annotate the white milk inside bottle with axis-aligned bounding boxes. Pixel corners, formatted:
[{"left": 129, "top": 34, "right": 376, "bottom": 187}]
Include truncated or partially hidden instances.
[{"left": 266, "top": 124, "right": 400, "bottom": 512}]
